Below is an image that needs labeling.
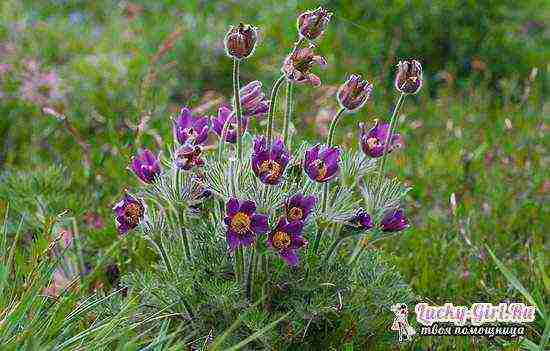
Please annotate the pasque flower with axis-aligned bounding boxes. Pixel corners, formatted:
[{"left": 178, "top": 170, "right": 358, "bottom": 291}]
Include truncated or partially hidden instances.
[
  {"left": 113, "top": 192, "right": 145, "bottom": 235},
  {"left": 337, "top": 74, "right": 373, "bottom": 112},
  {"left": 297, "top": 7, "right": 332, "bottom": 41},
  {"left": 349, "top": 209, "right": 373, "bottom": 230},
  {"left": 212, "top": 105, "right": 249, "bottom": 143},
  {"left": 304, "top": 144, "right": 340, "bottom": 182},
  {"left": 131, "top": 149, "right": 161, "bottom": 183},
  {"left": 380, "top": 209, "right": 409, "bottom": 232},
  {"left": 224, "top": 23, "right": 258, "bottom": 60},
  {"left": 240, "top": 80, "right": 269, "bottom": 120},
  {"left": 173, "top": 107, "right": 210, "bottom": 146},
  {"left": 267, "top": 218, "right": 307, "bottom": 266},
  {"left": 394, "top": 60, "right": 423, "bottom": 95},
  {"left": 282, "top": 46, "right": 327, "bottom": 86},
  {"left": 359, "top": 120, "right": 403, "bottom": 158},
  {"left": 251, "top": 136, "right": 290, "bottom": 185},
  {"left": 284, "top": 194, "right": 316, "bottom": 222},
  {"left": 175, "top": 144, "right": 204, "bottom": 170},
  {"left": 224, "top": 198, "right": 268, "bottom": 252}
]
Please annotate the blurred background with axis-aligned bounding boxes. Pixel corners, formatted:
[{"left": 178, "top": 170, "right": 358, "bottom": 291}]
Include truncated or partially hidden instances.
[{"left": 0, "top": 0, "right": 548, "bottom": 344}]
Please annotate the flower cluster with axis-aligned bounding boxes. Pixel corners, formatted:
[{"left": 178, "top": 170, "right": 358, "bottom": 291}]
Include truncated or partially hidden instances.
[
  {"left": 112, "top": 6, "right": 420, "bottom": 271},
  {"left": 224, "top": 194, "right": 313, "bottom": 266}
]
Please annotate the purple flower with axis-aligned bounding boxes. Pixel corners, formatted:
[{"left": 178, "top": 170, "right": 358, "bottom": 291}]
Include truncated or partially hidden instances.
[
  {"left": 267, "top": 218, "right": 307, "bottom": 266},
  {"left": 394, "top": 60, "right": 423, "bottom": 95},
  {"left": 284, "top": 194, "right": 316, "bottom": 222},
  {"left": 380, "top": 209, "right": 409, "bottom": 232},
  {"left": 212, "top": 105, "right": 249, "bottom": 143},
  {"left": 359, "top": 121, "right": 404, "bottom": 158},
  {"left": 113, "top": 192, "right": 145, "bottom": 235},
  {"left": 240, "top": 80, "right": 269, "bottom": 120},
  {"left": 251, "top": 136, "right": 290, "bottom": 185},
  {"left": 337, "top": 74, "right": 373, "bottom": 112},
  {"left": 349, "top": 209, "right": 373, "bottom": 230},
  {"left": 130, "top": 149, "right": 161, "bottom": 183},
  {"left": 175, "top": 144, "right": 204, "bottom": 171},
  {"left": 297, "top": 7, "right": 332, "bottom": 41},
  {"left": 224, "top": 23, "right": 258, "bottom": 60},
  {"left": 304, "top": 144, "right": 340, "bottom": 183},
  {"left": 224, "top": 198, "right": 268, "bottom": 253},
  {"left": 173, "top": 107, "right": 210, "bottom": 146},
  {"left": 282, "top": 46, "right": 327, "bottom": 86}
]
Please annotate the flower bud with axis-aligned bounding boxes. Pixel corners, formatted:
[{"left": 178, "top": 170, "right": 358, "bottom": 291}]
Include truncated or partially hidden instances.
[
  {"left": 337, "top": 74, "right": 373, "bottom": 112},
  {"left": 297, "top": 7, "right": 332, "bottom": 41},
  {"left": 394, "top": 60, "right": 423, "bottom": 94},
  {"left": 224, "top": 23, "right": 258, "bottom": 60}
]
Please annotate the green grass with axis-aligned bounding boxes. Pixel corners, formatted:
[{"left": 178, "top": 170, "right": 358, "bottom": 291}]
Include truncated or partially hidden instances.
[{"left": 0, "top": 0, "right": 548, "bottom": 349}]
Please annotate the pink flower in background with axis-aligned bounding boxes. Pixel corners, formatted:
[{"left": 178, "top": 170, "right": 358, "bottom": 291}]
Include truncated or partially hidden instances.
[{"left": 19, "top": 59, "right": 65, "bottom": 106}]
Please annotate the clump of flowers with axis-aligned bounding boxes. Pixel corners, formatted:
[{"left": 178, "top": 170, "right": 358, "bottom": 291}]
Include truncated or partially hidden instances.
[{"left": 112, "top": 7, "right": 420, "bottom": 348}]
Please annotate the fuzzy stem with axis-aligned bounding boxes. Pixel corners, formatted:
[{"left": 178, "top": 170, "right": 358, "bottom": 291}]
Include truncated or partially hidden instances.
[
  {"left": 282, "top": 81, "right": 294, "bottom": 148},
  {"left": 266, "top": 75, "right": 286, "bottom": 144},
  {"left": 177, "top": 208, "right": 192, "bottom": 263},
  {"left": 245, "top": 245, "right": 258, "bottom": 301},
  {"left": 322, "top": 236, "right": 344, "bottom": 265},
  {"left": 233, "top": 59, "right": 243, "bottom": 161},
  {"left": 157, "top": 235, "right": 174, "bottom": 274},
  {"left": 375, "top": 93, "right": 405, "bottom": 209},
  {"left": 217, "top": 115, "right": 232, "bottom": 161},
  {"left": 312, "top": 107, "right": 346, "bottom": 254},
  {"left": 236, "top": 247, "right": 245, "bottom": 285}
]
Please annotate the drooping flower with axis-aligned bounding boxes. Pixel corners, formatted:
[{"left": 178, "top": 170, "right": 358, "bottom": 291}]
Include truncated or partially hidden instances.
[
  {"left": 175, "top": 144, "right": 204, "bottom": 170},
  {"left": 251, "top": 136, "right": 290, "bottom": 185},
  {"left": 224, "top": 198, "right": 268, "bottom": 253},
  {"left": 394, "top": 60, "right": 423, "bottom": 95},
  {"left": 297, "top": 7, "right": 333, "bottom": 41},
  {"left": 304, "top": 144, "right": 340, "bottom": 183},
  {"left": 337, "top": 74, "right": 373, "bottom": 112},
  {"left": 267, "top": 218, "right": 307, "bottom": 266},
  {"left": 113, "top": 192, "right": 145, "bottom": 235},
  {"left": 212, "top": 105, "right": 249, "bottom": 143},
  {"left": 240, "top": 80, "right": 269, "bottom": 120},
  {"left": 130, "top": 149, "right": 161, "bottom": 183},
  {"left": 282, "top": 46, "right": 327, "bottom": 86},
  {"left": 284, "top": 193, "right": 316, "bottom": 222},
  {"left": 224, "top": 23, "right": 258, "bottom": 60},
  {"left": 172, "top": 106, "right": 210, "bottom": 146},
  {"left": 349, "top": 209, "right": 373, "bottom": 231},
  {"left": 359, "top": 121, "right": 403, "bottom": 158},
  {"left": 380, "top": 209, "right": 409, "bottom": 232}
]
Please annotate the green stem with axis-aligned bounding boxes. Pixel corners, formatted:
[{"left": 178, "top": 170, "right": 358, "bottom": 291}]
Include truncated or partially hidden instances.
[
  {"left": 312, "top": 108, "right": 346, "bottom": 254},
  {"left": 235, "top": 247, "right": 244, "bottom": 284},
  {"left": 157, "top": 236, "right": 174, "bottom": 275},
  {"left": 375, "top": 93, "right": 405, "bottom": 209},
  {"left": 322, "top": 236, "right": 344, "bottom": 265},
  {"left": 233, "top": 59, "right": 243, "bottom": 161},
  {"left": 282, "top": 81, "right": 294, "bottom": 148},
  {"left": 266, "top": 75, "right": 286, "bottom": 144},
  {"left": 177, "top": 207, "right": 192, "bottom": 263},
  {"left": 245, "top": 246, "right": 257, "bottom": 301}
]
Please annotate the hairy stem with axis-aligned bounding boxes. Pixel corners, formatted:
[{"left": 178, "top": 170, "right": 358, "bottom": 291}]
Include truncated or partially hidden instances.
[
  {"left": 177, "top": 208, "right": 192, "bottom": 263},
  {"left": 233, "top": 59, "right": 243, "bottom": 160},
  {"left": 235, "top": 247, "right": 244, "bottom": 285},
  {"left": 282, "top": 81, "right": 294, "bottom": 148},
  {"left": 375, "top": 93, "right": 405, "bottom": 209},
  {"left": 245, "top": 245, "right": 258, "bottom": 301},
  {"left": 322, "top": 236, "right": 344, "bottom": 265},
  {"left": 312, "top": 108, "right": 346, "bottom": 254},
  {"left": 266, "top": 75, "right": 286, "bottom": 144}
]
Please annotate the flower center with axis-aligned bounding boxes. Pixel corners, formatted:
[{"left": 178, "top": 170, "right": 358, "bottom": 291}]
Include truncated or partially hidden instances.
[
  {"left": 366, "top": 137, "right": 381, "bottom": 150},
  {"left": 288, "top": 207, "right": 303, "bottom": 221},
  {"left": 124, "top": 202, "right": 143, "bottom": 226},
  {"left": 272, "top": 230, "right": 291, "bottom": 250},
  {"left": 312, "top": 159, "right": 327, "bottom": 181},
  {"left": 259, "top": 159, "right": 282, "bottom": 182},
  {"left": 230, "top": 212, "right": 251, "bottom": 234}
]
